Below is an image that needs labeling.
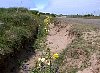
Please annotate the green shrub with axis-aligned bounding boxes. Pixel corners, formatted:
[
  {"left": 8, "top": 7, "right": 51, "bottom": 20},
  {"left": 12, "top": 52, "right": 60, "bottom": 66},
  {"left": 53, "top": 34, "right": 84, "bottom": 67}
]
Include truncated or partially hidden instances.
[{"left": 0, "top": 8, "right": 39, "bottom": 56}]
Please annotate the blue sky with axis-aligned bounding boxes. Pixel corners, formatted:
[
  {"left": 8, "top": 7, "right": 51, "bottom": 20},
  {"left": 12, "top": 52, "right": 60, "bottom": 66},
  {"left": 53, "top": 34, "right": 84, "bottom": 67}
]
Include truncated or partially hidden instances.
[{"left": 0, "top": 0, "right": 100, "bottom": 15}]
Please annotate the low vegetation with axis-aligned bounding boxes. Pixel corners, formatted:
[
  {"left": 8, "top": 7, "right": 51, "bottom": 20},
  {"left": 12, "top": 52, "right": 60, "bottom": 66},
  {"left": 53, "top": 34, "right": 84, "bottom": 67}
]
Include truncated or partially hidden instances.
[
  {"left": 0, "top": 8, "right": 38, "bottom": 55},
  {"left": 57, "top": 23, "right": 100, "bottom": 73}
]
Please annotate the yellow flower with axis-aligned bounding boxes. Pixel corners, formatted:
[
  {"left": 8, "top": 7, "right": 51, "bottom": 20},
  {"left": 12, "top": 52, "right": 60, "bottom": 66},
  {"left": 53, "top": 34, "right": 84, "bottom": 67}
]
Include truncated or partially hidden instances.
[
  {"left": 45, "top": 60, "right": 50, "bottom": 65},
  {"left": 41, "top": 58, "right": 45, "bottom": 62},
  {"left": 39, "top": 63, "right": 41, "bottom": 67},
  {"left": 44, "top": 27, "right": 47, "bottom": 29},
  {"left": 47, "top": 30, "right": 49, "bottom": 32},
  {"left": 53, "top": 53, "right": 59, "bottom": 59},
  {"left": 44, "top": 16, "right": 51, "bottom": 25},
  {"left": 38, "top": 58, "right": 41, "bottom": 61},
  {"left": 38, "top": 58, "right": 45, "bottom": 62},
  {"left": 46, "top": 29, "right": 49, "bottom": 32},
  {"left": 47, "top": 62, "right": 50, "bottom": 65},
  {"left": 44, "top": 18, "right": 49, "bottom": 24}
]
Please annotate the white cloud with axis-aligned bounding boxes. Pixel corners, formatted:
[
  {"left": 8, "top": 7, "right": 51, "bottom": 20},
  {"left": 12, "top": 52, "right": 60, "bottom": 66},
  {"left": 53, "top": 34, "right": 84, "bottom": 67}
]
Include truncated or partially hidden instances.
[{"left": 30, "top": 4, "right": 45, "bottom": 10}]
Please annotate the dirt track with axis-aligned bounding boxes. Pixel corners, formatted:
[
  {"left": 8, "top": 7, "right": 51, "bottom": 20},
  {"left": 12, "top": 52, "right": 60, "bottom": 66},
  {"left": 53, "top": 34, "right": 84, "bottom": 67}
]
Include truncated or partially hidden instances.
[{"left": 46, "top": 18, "right": 74, "bottom": 54}]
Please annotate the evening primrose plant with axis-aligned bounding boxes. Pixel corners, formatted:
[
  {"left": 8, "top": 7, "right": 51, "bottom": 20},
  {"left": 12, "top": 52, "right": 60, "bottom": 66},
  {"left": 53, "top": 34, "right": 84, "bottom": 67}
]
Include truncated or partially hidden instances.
[
  {"left": 44, "top": 16, "right": 52, "bottom": 25},
  {"left": 31, "top": 16, "right": 60, "bottom": 73},
  {"left": 33, "top": 16, "right": 51, "bottom": 50},
  {"left": 53, "top": 53, "right": 59, "bottom": 60},
  {"left": 31, "top": 48, "right": 60, "bottom": 73}
]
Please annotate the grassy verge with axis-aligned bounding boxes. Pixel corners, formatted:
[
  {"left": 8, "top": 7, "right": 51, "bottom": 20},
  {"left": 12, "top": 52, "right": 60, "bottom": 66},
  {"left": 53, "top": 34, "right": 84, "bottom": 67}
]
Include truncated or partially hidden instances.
[
  {"left": 30, "top": 16, "right": 57, "bottom": 73},
  {"left": 33, "top": 15, "right": 55, "bottom": 51}
]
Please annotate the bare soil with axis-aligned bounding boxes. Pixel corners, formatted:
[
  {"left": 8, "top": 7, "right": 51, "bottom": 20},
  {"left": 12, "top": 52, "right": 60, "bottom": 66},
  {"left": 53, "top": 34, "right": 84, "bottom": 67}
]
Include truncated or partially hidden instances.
[{"left": 46, "top": 22, "right": 74, "bottom": 54}]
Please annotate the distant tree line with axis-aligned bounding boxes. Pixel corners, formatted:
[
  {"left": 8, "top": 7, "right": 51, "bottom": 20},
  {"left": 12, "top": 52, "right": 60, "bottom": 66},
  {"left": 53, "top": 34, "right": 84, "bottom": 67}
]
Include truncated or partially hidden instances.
[
  {"left": 30, "top": 10, "right": 56, "bottom": 17},
  {"left": 57, "top": 13, "right": 100, "bottom": 18}
]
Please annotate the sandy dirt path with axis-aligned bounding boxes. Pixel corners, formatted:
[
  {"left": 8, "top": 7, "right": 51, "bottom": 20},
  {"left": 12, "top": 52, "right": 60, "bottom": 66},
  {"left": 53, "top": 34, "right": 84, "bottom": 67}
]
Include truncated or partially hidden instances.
[{"left": 46, "top": 22, "right": 74, "bottom": 54}]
